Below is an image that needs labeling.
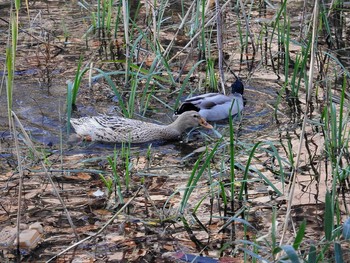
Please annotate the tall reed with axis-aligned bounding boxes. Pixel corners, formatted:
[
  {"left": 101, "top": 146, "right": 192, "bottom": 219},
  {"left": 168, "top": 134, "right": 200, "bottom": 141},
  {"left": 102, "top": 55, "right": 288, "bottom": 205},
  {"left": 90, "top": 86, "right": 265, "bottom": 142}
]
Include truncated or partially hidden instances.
[
  {"left": 107, "top": 146, "right": 124, "bottom": 203},
  {"left": 6, "top": 47, "right": 14, "bottom": 130},
  {"left": 6, "top": 10, "right": 19, "bottom": 131}
]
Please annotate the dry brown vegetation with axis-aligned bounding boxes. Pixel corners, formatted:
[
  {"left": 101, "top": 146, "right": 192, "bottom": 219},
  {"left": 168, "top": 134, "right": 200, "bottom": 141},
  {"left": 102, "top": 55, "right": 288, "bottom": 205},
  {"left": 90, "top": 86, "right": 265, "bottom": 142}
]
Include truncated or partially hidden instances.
[{"left": 1, "top": 0, "right": 350, "bottom": 262}]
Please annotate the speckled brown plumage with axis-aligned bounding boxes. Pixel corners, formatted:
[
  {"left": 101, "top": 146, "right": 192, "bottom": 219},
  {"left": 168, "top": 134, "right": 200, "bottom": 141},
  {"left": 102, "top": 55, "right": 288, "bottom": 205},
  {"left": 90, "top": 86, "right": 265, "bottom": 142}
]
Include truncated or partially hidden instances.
[{"left": 70, "top": 111, "right": 213, "bottom": 143}]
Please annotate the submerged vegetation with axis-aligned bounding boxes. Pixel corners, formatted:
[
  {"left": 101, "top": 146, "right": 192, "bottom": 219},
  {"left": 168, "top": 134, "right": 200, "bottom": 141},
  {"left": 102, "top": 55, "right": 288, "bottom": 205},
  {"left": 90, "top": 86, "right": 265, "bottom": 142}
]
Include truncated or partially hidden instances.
[{"left": 1, "top": 0, "right": 350, "bottom": 262}]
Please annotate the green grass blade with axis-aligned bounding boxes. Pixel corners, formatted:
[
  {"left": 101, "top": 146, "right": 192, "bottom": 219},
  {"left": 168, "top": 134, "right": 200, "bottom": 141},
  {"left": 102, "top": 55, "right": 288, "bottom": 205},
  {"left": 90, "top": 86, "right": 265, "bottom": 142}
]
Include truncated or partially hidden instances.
[
  {"left": 324, "top": 191, "right": 334, "bottom": 241},
  {"left": 238, "top": 141, "right": 261, "bottom": 201},
  {"left": 71, "top": 57, "right": 86, "bottom": 105},
  {"left": 6, "top": 47, "right": 13, "bottom": 129},
  {"left": 293, "top": 220, "right": 306, "bottom": 250},
  {"left": 66, "top": 81, "right": 73, "bottom": 134},
  {"left": 11, "top": 15, "right": 18, "bottom": 58},
  {"left": 337, "top": 76, "right": 346, "bottom": 149},
  {"left": 281, "top": 245, "right": 300, "bottom": 263},
  {"left": 334, "top": 242, "right": 344, "bottom": 263},
  {"left": 92, "top": 68, "right": 128, "bottom": 116},
  {"left": 307, "top": 245, "right": 317, "bottom": 263},
  {"left": 180, "top": 139, "right": 222, "bottom": 213},
  {"left": 174, "top": 59, "right": 206, "bottom": 109}
]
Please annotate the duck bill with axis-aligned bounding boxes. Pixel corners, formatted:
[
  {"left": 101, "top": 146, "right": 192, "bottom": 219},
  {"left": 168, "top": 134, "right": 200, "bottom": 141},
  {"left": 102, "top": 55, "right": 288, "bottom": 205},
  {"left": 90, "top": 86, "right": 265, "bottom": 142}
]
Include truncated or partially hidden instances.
[{"left": 199, "top": 117, "right": 213, "bottom": 129}]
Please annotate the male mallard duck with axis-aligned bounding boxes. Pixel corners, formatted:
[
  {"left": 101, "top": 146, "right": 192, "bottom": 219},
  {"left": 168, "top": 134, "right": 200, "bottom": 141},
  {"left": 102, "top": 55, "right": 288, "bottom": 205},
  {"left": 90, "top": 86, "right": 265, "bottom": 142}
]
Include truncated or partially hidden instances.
[
  {"left": 174, "top": 79, "right": 244, "bottom": 121},
  {"left": 70, "top": 111, "right": 213, "bottom": 143}
]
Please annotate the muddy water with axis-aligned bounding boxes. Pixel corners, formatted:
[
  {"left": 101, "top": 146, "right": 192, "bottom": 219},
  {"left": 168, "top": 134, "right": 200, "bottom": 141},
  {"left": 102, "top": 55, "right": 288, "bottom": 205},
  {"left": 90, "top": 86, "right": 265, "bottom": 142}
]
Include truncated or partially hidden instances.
[{"left": 0, "top": 80, "right": 278, "bottom": 152}]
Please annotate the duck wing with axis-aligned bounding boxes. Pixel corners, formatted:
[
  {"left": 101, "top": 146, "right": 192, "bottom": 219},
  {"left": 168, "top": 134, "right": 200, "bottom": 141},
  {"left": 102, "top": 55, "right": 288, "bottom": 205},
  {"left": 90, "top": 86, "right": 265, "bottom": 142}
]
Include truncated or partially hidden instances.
[
  {"left": 175, "top": 90, "right": 244, "bottom": 121},
  {"left": 197, "top": 94, "right": 244, "bottom": 121},
  {"left": 99, "top": 116, "right": 175, "bottom": 143},
  {"left": 176, "top": 93, "right": 231, "bottom": 113},
  {"left": 183, "top": 93, "right": 220, "bottom": 102},
  {"left": 193, "top": 94, "right": 232, "bottom": 109}
]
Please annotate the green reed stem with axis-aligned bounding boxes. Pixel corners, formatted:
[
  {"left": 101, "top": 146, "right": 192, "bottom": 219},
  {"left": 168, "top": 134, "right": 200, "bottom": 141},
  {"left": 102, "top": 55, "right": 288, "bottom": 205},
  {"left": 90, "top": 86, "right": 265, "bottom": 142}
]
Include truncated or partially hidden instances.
[
  {"left": 284, "top": 18, "right": 290, "bottom": 84},
  {"left": 114, "top": 0, "right": 122, "bottom": 39},
  {"left": 107, "top": 147, "right": 124, "bottom": 203},
  {"left": 6, "top": 13, "right": 18, "bottom": 130},
  {"left": 91, "top": 67, "right": 128, "bottom": 116},
  {"left": 337, "top": 77, "right": 346, "bottom": 150},
  {"left": 97, "top": 0, "right": 101, "bottom": 36},
  {"left": 238, "top": 141, "right": 261, "bottom": 201},
  {"left": 66, "top": 82, "right": 73, "bottom": 134},
  {"left": 127, "top": 76, "right": 138, "bottom": 118},
  {"left": 106, "top": 0, "right": 113, "bottom": 34},
  {"left": 122, "top": 0, "right": 130, "bottom": 85},
  {"left": 174, "top": 60, "right": 205, "bottom": 109},
  {"left": 324, "top": 191, "right": 333, "bottom": 241},
  {"left": 6, "top": 47, "right": 13, "bottom": 130},
  {"left": 99, "top": 174, "right": 113, "bottom": 196},
  {"left": 269, "top": 0, "right": 287, "bottom": 50},
  {"left": 122, "top": 142, "right": 132, "bottom": 193},
  {"left": 206, "top": 58, "right": 217, "bottom": 90},
  {"left": 180, "top": 139, "right": 222, "bottom": 214},
  {"left": 228, "top": 103, "right": 235, "bottom": 210},
  {"left": 71, "top": 57, "right": 86, "bottom": 106},
  {"left": 140, "top": 58, "right": 158, "bottom": 115}
]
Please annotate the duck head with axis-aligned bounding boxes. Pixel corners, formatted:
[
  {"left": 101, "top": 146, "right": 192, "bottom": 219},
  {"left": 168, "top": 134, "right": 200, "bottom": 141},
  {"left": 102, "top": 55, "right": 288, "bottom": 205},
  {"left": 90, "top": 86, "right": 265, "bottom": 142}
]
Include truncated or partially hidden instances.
[
  {"left": 174, "top": 103, "right": 200, "bottom": 116},
  {"left": 170, "top": 111, "right": 213, "bottom": 131},
  {"left": 231, "top": 79, "right": 244, "bottom": 95}
]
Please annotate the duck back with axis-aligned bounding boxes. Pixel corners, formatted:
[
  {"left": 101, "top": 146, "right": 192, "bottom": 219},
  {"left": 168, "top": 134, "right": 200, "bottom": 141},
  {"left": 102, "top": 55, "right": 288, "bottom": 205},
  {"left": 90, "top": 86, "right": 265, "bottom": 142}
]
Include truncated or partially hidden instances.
[{"left": 70, "top": 116, "right": 182, "bottom": 143}]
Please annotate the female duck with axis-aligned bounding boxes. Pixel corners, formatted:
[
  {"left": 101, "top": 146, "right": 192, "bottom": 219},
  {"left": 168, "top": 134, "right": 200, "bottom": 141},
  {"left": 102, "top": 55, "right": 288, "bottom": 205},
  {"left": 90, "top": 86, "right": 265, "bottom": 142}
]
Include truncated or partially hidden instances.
[
  {"left": 70, "top": 111, "right": 213, "bottom": 143},
  {"left": 175, "top": 79, "right": 244, "bottom": 121}
]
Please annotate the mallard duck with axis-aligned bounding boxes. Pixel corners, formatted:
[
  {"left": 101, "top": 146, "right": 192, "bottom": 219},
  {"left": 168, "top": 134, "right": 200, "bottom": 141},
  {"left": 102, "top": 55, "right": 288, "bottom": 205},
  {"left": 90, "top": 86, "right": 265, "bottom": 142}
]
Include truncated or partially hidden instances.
[
  {"left": 174, "top": 79, "right": 244, "bottom": 121},
  {"left": 70, "top": 111, "right": 213, "bottom": 143}
]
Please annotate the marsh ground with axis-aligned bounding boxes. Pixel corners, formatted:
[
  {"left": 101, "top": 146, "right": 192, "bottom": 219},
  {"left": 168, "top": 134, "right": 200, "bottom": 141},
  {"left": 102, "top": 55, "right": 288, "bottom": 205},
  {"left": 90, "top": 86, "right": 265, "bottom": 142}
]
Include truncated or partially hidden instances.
[{"left": 1, "top": 0, "right": 350, "bottom": 262}]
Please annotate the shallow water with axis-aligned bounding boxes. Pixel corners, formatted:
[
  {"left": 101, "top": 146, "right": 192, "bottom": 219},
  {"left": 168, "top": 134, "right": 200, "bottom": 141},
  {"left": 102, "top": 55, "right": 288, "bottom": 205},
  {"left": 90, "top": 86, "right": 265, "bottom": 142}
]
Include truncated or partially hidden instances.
[
  {"left": 0, "top": 75, "right": 279, "bottom": 148},
  {"left": 0, "top": 76, "right": 280, "bottom": 154}
]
